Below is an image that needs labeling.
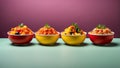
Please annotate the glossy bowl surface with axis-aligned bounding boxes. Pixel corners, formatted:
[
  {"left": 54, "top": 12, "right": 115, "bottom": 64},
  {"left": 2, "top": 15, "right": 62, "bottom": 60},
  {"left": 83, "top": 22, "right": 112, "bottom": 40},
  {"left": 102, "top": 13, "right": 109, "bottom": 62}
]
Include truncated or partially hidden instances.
[
  {"left": 35, "top": 33, "right": 59, "bottom": 45},
  {"left": 61, "top": 32, "right": 86, "bottom": 45},
  {"left": 88, "top": 32, "right": 114, "bottom": 45},
  {"left": 8, "top": 32, "right": 34, "bottom": 44}
]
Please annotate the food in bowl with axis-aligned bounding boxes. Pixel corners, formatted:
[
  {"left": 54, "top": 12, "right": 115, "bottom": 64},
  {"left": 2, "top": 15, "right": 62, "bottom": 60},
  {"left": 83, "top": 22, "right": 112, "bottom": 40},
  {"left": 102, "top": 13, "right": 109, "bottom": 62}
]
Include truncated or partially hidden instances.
[
  {"left": 8, "top": 23, "right": 34, "bottom": 44},
  {"left": 61, "top": 23, "right": 86, "bottom": 45},
  {"left": 88, "top": 24, "right": 114, "bottom": 45},
  {"left": 35, "top": 24, "right": 59, "bottom": 45}
]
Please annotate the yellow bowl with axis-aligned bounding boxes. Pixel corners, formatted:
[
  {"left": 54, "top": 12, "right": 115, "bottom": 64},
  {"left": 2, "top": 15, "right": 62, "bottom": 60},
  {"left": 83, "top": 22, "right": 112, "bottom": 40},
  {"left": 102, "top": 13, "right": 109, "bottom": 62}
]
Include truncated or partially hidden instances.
[
  {"left": 35, "top": 33, "right": 59, "bottom": 45},
  {"left": 61, "top": 32, "right": 86, "bottom": 45}
]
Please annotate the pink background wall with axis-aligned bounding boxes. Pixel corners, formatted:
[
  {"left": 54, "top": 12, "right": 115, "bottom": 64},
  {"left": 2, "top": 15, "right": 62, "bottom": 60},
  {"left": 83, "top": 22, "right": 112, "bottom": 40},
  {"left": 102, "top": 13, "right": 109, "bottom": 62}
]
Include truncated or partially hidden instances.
[{"left": 0, "top": 0, "right": 120, "bottom": 37}]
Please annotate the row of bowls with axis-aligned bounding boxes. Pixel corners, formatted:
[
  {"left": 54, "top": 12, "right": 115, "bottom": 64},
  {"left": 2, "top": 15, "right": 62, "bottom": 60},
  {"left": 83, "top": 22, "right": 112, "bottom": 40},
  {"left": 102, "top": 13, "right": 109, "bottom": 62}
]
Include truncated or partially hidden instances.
[{"left": 8, "top": 32, "right": 114, "bottom": 45}]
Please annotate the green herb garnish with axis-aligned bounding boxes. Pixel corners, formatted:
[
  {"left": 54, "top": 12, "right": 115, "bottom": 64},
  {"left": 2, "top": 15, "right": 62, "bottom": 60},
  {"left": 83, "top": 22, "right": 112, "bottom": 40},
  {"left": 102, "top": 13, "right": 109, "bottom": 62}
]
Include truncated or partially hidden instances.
[
  {"left": 71, "top": 23, "right": 81, "bottom": 33},
  {"left": 96, "top": 24, "right": 106, "bottom": 29},
  {"left": 19, "top": 23, "right": 24, "bottom": 27},
  {"left": 45, "top": 24, "right": 51, "bottom": 28}
]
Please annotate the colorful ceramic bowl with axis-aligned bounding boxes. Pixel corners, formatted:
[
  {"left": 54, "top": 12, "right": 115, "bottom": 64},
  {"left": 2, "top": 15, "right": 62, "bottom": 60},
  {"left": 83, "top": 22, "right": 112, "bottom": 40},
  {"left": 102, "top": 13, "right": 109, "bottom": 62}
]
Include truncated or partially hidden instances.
[
  {"left": 35, "top": 33, "right": 59, "bottom": 45},
  {"left": 61, "top": 32, "right": 86, "bottom": 45},
  {"left": 88, "top": 32, "right": 114, "bottom": 45},
  {"left": 8, "top": 32, "right": 34, "bottom": 44}
]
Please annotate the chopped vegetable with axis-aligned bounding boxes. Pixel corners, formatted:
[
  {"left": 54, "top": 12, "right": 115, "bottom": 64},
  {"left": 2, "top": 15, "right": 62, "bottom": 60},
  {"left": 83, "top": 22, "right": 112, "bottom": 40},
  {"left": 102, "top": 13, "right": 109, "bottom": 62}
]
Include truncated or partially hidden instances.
[
  {"left": 36, "top": 24, "right": 58, "bottom": 35},
  {"left": 9, "top": 23, "right": 33, "bottom": 35},
  {"left": 63, "top": 23, "right": 85, "bottom": 35},
  {"left": 90, "top": 24, "right": 113, "bottom": 34}
]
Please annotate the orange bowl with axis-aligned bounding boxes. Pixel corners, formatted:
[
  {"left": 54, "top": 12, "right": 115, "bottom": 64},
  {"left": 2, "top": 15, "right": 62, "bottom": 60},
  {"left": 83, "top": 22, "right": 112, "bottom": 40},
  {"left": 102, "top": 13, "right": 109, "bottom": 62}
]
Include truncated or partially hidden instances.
[{"left": 7, "top": 32, "right": 34, "bottom": 44}]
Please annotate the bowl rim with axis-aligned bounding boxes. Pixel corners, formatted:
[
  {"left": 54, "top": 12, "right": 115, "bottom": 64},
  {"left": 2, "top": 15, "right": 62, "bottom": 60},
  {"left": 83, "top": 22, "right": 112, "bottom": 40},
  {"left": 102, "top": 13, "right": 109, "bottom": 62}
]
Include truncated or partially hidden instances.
[
  {"left": 7, "top": 32, "right": 34, "bottom": 36},
  {"left": 88, "top": 32, "right": 114, "bottom": 36},
  {"left": 35, "top": 32, "right": 60, "bottom": 36},
  {"left": 61, "top": 32, "right": 87, "bottom": 36}
]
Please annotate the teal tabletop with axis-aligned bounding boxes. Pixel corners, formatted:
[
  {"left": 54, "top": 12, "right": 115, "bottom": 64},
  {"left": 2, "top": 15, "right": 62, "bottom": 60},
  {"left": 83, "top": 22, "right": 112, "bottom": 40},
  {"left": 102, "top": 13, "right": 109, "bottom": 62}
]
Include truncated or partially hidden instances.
[{"left": 0, "top": 38, "right": 120, "bottom": 68}]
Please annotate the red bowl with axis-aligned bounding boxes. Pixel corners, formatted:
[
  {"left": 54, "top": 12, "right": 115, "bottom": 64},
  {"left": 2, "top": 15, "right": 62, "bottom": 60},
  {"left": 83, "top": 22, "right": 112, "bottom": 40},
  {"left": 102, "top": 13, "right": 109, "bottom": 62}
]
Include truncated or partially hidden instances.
[
  {"left": 7, "top": 32, "right": 34, "bottom": 44},
  {"left": 88, "top": 32, "right": 114, "bottom": 45}
]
